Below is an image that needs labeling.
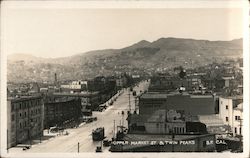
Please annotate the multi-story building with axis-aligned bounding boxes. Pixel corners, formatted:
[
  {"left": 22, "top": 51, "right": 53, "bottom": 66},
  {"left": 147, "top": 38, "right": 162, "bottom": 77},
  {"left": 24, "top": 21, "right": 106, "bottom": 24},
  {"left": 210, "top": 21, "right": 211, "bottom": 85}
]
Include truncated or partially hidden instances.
[
  {"left": 7, "top": 96, "right": 44, "bottom": 148},
  {"left": 51, "top": 92, "right": 101, "bottom": 111},
  {"left": 44, "top": 98, "right": 82, "bottom": 128},
  {"left": 139, "top": 92, "right": 215, "bottom": 116},
  {"left": 61, "top": 80, "right": 88, "bottom": 93},
  {"left": 219, "top": 96, "right": 243, "bottom": 136},
  {"left": 149, "top": 75, "right": 203, "bottom": 92},
  {"left": 116, "top": 76, "right": 127, "bottom": 89}
]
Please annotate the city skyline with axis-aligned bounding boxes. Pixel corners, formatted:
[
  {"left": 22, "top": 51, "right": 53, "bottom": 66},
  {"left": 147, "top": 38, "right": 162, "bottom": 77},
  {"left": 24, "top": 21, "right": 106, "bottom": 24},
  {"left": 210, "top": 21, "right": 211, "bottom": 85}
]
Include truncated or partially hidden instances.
[{"left": 2, "top": 8, "right": 243, "bottom": 58}]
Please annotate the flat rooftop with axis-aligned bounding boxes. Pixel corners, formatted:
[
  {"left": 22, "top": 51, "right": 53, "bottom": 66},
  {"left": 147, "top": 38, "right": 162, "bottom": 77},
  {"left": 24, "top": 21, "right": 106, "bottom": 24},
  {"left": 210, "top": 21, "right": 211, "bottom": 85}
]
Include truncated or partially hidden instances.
[
  {"left": 53, "top": 91, "right": 99, "bottom": 97},
  {"left": 140, "top": 92, "right": 213, "bottom": 99},
  {"left": 220, "top": 95, "right": 243, "bottom": 100},
  {"left": 7, "top": 96, "right": 42, "bottom": 102},
  {"left": 124, "top": 134, "right": 214, "bottom": 141}
]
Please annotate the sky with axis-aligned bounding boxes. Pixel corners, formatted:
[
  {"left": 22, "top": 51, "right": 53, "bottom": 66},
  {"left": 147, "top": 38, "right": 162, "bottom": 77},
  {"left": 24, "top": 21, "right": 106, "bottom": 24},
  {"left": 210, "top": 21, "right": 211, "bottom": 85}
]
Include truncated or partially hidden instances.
[{"left": 1, "top": 8, "right": 243, "bottom": 58}]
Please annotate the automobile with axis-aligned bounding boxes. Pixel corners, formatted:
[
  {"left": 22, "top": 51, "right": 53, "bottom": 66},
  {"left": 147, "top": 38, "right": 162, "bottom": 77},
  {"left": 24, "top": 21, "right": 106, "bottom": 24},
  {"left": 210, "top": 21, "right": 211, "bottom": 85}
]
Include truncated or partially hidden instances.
[
  {"left": 96, "top": 146, "right": 102, "bottom": 152},
  {"left": 98, "top": 106, "right": 105, "bottom": 112},
  {"left": 86, "top": 119, "right": 93, "bottom": 123},
  {"left": 103, "top": 138, "right": 111, "bottom": 147},
  {"left": 83, "top": 110, "right": 92, "bottom": 116},
  {"left": 49, "top": 127, "right": 59, "bottom": 133},
  {"left": 84, "top": 116, "right": 97, "bottom": 123},
  {"left": 22, "top": 146, "right": 31, "bottom": 150}
]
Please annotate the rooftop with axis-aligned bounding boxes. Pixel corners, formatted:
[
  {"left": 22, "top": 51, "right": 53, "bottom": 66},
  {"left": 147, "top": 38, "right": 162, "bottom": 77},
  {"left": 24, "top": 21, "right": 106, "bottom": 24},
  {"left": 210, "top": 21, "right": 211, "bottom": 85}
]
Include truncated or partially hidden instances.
[
  {"left": 7, "top": 96, "right": 42, "bottom": 102},
  {"left": 53, "top": 91, "right": 99, "bottom": 97},
  {"left": 140, "top": 92, "right": 213, "bottom": 99},
  {"left": 220, "top": 95, "right": 243, "bottom": 100},
  {"left": 234, "top": 103, "right": 243, "bottom": 111},
  {"left": 124, "top": 134, "right": 215, "bottom": 141}
]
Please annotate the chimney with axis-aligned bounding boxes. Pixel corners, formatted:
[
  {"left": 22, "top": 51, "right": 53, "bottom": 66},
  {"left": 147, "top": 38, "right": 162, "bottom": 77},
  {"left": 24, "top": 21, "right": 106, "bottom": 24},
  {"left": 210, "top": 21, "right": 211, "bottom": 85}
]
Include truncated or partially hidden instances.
[{"left": 54, "top": 73, "right": 57, "bottom": 85}]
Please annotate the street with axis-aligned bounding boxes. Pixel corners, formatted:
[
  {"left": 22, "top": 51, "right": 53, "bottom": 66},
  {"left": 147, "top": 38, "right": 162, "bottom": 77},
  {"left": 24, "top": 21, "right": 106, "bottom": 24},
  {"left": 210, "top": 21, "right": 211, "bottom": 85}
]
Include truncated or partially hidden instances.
[{"left": 9, "top": 80, "right": 149, "bottom": 153}]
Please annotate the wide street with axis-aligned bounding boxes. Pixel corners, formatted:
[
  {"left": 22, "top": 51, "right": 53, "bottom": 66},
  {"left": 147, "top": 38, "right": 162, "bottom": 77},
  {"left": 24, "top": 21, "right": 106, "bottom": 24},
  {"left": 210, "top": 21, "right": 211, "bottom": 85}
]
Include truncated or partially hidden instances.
[{"left": 9, "top": 80, "right": 149, "bottom": 153}]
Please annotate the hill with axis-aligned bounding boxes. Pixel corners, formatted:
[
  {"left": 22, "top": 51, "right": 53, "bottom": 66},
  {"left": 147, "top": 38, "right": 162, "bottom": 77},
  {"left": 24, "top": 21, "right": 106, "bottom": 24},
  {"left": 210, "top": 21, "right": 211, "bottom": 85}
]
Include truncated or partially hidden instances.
[{"left": 7, "top": 37, "right": 243, "bottom": 83}]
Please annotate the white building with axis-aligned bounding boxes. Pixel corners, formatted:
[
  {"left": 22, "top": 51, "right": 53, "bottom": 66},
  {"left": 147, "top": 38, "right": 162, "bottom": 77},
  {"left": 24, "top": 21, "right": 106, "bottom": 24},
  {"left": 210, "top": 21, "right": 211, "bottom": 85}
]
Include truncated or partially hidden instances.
[
  {"left": 219, "top": 96, "right": 243, "bottom": 136},
  {"left": 61, "top": 80, "right": 88, "bottom": 92}
]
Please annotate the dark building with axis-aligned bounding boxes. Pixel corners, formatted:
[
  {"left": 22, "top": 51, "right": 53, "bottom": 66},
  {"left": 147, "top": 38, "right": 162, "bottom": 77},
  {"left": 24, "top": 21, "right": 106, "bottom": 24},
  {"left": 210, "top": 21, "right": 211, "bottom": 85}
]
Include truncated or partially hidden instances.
[
  {"left": 44, "top": 98, "right": 82, "bottom": 128},
  {"left": 7, "top": 96, "right": 44, "bottom": 148},
  {"left": 110, "top": 134, "right": 216, "bottom": 152},
  {"left": 50, "top": 92, "right": 100, "bottom": 111},
  {"left": 139, "top": 92, "right": 215, "bottom": 116}
]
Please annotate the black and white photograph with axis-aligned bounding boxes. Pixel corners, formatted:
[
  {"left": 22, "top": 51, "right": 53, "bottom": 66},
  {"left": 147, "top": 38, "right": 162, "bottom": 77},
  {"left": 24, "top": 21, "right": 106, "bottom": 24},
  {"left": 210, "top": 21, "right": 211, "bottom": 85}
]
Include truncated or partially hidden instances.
[{"left": 0, "top": 0, "right": 249, "bottom": 157}]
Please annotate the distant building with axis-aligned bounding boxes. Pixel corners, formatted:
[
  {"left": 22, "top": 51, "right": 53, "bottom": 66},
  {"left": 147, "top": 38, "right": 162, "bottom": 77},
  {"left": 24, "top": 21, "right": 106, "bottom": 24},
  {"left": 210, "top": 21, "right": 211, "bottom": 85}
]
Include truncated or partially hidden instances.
[
  {"left": 61, "top": 80, "right": 88, "bottom": 93},
  {"left": 51, "top": 92, "right": 101, "bottom": 111},
  {"left": 222, "top": 76, "right": 234, "bottom": 88},
  {"left": 7, "top": 96, "right": 44, "bottom": 148},
  {"left": 44, "top": 98, "right": 82, "bottom": 128},
  {"left": 116, "top": 76, "right": 127, "bottom": 89},
  {"left": 219, "top": 96, "right": 243, "bottom": 136},
  {"left": 28, "top": 82, "right": 40, "bottom": 94}
]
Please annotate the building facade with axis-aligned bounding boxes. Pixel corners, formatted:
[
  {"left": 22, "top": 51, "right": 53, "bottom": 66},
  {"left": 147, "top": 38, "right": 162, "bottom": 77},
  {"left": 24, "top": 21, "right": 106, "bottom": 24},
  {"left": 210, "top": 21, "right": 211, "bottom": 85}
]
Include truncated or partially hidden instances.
[
  {"left": 44, "top": 98, "right": 82, "bottom": 128},
  {"left": 219, "top": 96, "right": 243, "bottom": 136},
  {"left": 7, "top": 96, "right": 44, "bottom": 148},
  {"left": 139, "top": 92, "right": 215, "bottom": 116}
]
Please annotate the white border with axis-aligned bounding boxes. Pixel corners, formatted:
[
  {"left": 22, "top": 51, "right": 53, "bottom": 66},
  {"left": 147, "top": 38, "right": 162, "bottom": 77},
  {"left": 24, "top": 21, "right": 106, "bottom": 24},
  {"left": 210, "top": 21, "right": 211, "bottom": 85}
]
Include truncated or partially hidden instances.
[{"left": 0, "top": 0, "right": 249, "bottom": 158}]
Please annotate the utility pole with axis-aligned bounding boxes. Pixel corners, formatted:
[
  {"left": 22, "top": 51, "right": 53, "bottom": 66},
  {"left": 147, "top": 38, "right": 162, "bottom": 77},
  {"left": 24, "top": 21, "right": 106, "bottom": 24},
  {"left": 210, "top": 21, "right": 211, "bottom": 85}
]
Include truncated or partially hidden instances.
[
  {"left": 113, "top": 120, "right": 116, "bottom": 139},
  {"left": 7, "top": 129, "right": 9, "bottom": 153},
  {"left": 128, "top": 91, "right": 131, "bottom": 113},
  {"left": 77, "top": 142, "right": 80, "bottom": 153},
  {"left": 121, "top": 111, "right": 124, "bottom": 127},
  {"left": 134, "top": 96, "right": 138, "bottom": 114}
]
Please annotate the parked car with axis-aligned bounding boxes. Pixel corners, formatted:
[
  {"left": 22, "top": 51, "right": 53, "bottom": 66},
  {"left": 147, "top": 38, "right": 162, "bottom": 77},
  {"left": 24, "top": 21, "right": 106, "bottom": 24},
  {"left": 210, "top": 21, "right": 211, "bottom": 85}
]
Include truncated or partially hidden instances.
[
  {"left": 103, "top": 138, "right": 111, "bottom": 147},
  {"left": 49, "top": 127, "right": 59, "bottom": 133},
  {"left": 96, "top": 146, "right": 102, "bottom": 152}
]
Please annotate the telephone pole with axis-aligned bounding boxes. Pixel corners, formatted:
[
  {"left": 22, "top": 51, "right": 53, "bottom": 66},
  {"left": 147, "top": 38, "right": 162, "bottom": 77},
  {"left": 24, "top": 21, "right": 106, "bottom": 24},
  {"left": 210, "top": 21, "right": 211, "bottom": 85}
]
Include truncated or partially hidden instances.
[
  {"left": 128, "top": 90, "right": 131, "bottom": 112},
  {"left": 113, "top": 120, "right": 116, "bottom": 139}
]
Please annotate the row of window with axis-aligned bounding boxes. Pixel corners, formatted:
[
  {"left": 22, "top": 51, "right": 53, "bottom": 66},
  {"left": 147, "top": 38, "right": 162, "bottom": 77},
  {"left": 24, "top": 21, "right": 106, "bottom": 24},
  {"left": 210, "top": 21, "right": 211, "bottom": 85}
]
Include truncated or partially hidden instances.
[
  {"left": 155, "top": 123, "right": 185, "bottom": 134},
  {"left": 235, "top": 127, "right": 242, "bottom": 135},
  {"left": 11, "top": 99, "right": 41, "bottom": 112},
  {"left": 18, "top": 108, "right": 41, "bottom": 118},
  {"left": 225, "top": 116, "right": 241, "bottom": 122},
  {"left": 18, "top": 117, "right": 40, "bottom": 129}
]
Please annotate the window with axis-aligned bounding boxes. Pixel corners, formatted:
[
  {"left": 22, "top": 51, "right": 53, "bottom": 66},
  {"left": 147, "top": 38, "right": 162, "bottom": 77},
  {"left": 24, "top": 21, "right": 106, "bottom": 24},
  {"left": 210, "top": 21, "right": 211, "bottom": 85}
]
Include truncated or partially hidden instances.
[
  {"left": 19, "top": 122, "right": 22, "bottom": 128},
  {"left": 240, "top": 127, "right": 242, "bottom": 135},
  {"left": 226, "top": 105, "right": 228, "bottom": 109},
  {"left": 11, "top": 114, "right": 15, "bottom": 121},
  {"left": 235, "top": 127, "right": 237, "bottom": 134},
  {"left": 235, "top": 116, "right": 240, "bottom": 121},
  {"left": 11, "top": 104, "right": 14, "bottom": 112},
  {"left": 203, "top": 141, "right": 206, "bottom": 147},
  {"left": 24, "top": 112, "right": 27, "bottom": 117},
  {"left": 226, "top": 117, "right": 229, "bottom": 122},
  {"left": 19, "top": 113, "right": 22, "bottom": 118},
  {"left": 174, "top": 127, "right": 177, "bottom": 134}
]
